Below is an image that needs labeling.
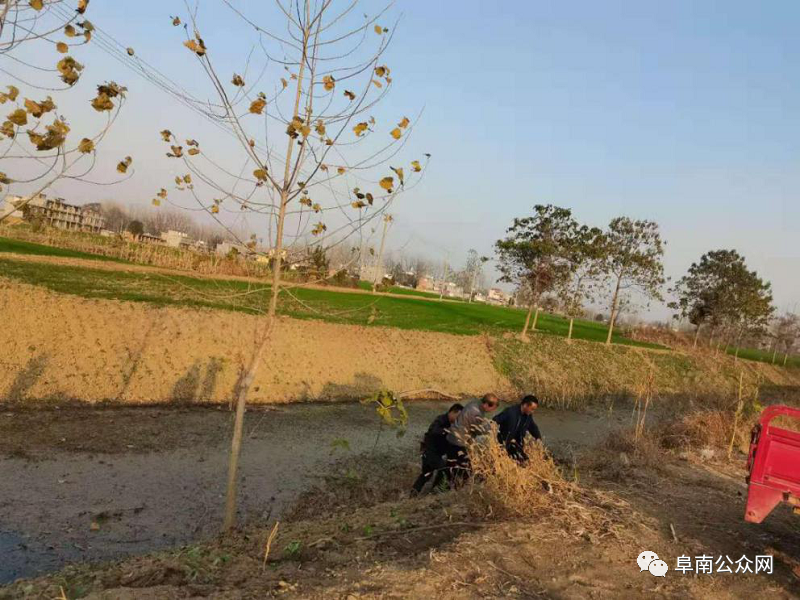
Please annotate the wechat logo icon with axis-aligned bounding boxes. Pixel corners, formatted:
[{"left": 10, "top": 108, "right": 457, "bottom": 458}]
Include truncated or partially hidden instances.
[{"left": 638, "top": 551, "right": 669, "bottom": 577}]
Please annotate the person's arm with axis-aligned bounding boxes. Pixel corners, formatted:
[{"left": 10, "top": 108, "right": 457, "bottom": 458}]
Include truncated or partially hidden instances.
[
  {"left": 527, "top": 417, "right": 542, "bottom": 441},
  {"left": 493, "top": 409, "right": 509, "bottom": 442}
]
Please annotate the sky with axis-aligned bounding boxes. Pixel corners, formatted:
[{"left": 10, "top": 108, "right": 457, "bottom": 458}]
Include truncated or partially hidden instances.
[{"left": 7, "top": 1, "right": 799, "bottom": 320}]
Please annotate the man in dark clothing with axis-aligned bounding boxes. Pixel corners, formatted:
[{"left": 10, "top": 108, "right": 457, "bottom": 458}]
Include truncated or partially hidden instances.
[
  {"left": 411, "top": 403, "right": 463, "bottom": 495},
  {"left": 493, "top": 395, "right": 542, "bottom": 462}
]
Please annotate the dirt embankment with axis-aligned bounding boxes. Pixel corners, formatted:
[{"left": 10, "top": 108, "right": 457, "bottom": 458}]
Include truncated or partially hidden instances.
[
  {"left": 0, "top": 280, "right": 508, "bottom": 404},
  {"left": 2, "top": 278, "right": 799, "bottom": 406}
]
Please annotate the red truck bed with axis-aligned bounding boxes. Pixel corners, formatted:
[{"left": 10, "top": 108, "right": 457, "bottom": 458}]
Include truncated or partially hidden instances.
[{"left": 745, "top": 405, "right": 800, "bottom": 523}]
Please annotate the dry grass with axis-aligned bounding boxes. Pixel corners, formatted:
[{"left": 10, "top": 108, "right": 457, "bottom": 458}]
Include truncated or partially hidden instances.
[{"left": 466, "top": 435, "right": 630, "bottom": 541}]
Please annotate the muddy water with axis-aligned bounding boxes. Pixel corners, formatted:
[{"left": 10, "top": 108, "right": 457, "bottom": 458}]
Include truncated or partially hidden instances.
[{"left": 0, "top": 401, "right": 622, "bottom": 584}]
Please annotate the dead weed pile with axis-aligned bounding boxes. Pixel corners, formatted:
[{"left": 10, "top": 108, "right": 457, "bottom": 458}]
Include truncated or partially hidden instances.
[{"left": 467, "top": 436, "right": 630, "bottom": 540}]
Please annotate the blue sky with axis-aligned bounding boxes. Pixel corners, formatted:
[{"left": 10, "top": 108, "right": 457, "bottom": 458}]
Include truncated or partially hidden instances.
[{"left": 24, "top": 1, "right": 800, "bottom": 318}]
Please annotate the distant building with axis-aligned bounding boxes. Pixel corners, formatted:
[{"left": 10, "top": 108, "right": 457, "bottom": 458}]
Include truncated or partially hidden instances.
[
  {"left": 487, "top": 287, "right": 509, "bottom": 305},
  {"left": 161, "top": 230, "right": 191, "bottom": 248},
  {"left": 359, "top": 264, "right": 387, "bottom": 283},
  {"left": 473, "top": 291, "right": 487, "bottom": 303},
  {"left": 416, "top": 276, "right": 434, "bottom": 291},
  {"left": 4, "top": 193, "right": 105, "bottom": 232}
]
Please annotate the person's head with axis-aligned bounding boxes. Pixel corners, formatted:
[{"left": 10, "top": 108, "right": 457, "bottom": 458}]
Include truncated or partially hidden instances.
[
  {"left": 480, "top": 393, "right": 499, "bottom": 413},
  {"left": 520, "top": 395, "right": 540, "bottom": 415},
  {"left": 447, "top": 403, "right": 464, "bottom": 424}
]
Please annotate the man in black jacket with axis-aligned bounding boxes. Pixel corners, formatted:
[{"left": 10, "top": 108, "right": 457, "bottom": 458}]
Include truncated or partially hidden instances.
[
  {"left": 411, "top": 403, "right": 463, "bottom": 495},
  {"left": 493, "top": 395, "right": 542, "bottom": 462}
]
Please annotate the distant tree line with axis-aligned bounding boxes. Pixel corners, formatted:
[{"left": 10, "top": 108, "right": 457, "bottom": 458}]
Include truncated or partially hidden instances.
[{"left": 100, "top": 201, "right": 228, "bottom": 247}]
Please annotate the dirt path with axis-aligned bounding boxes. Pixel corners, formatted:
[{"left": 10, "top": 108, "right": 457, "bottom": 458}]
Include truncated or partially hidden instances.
[{"left": 0, "top": 402, "right": 621, "bottom": 585}]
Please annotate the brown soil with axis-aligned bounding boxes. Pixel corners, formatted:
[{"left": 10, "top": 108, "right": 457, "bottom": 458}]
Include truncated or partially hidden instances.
[
  {"left": 3, "top": 438, "right": 798, "bottom": 599},
  {"left": 0, "top": 279, "right": 508, "bottom": 404}
]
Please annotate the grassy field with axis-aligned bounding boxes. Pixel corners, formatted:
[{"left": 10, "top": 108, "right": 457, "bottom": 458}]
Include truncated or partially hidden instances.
[
  {"left": 0, "top": 236, "right": 125, "bottom": 263},
  {"left": 0, "top": 256, "right": 657, "bottom": 346},
  {"left": 728, "top": 345, "right": 800, "bottom": 369}
]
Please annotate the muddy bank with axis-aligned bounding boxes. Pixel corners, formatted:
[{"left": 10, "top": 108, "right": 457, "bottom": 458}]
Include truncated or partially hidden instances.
[
  {"left": 0, "top": 401, "right": 623, "bottom": 584},
  {"left": 0, "top": 280, "right": 508, "bottom": 404}
]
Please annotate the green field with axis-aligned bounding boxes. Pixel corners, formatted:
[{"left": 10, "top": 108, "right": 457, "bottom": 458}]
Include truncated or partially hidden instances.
[
  {"left": 727, "top": 346, "right": 800, "bottom": 369},
  {"left": 0, "top": 236, "right": 125, "bottom": 262},
  {"left": 0, "top": 256, "right": 656, "bottom": 345}
]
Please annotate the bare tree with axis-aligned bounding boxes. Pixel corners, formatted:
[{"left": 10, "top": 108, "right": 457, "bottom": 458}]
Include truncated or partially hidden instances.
[
  {"left": 159, "top": 1, "right": 428, "bottom": 531},
  {"left": 0, "top": 1, "right": 131, "bottom": 223}
]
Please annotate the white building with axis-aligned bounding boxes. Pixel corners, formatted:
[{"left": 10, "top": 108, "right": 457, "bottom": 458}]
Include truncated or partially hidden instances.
[
  {"left": 161, "top": 230, "right": 191, "bottom": 248},
  {"left": 487, "top": 287, "right": 509, "bottom": 305},
  {"left": 3, "top": 193, "right": 105, "bottom": 232}
]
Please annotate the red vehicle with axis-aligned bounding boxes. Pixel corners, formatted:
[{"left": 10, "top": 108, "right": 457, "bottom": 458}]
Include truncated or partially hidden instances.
[{"left": 745, "top": 405, "right": 800, "bottom": 523}]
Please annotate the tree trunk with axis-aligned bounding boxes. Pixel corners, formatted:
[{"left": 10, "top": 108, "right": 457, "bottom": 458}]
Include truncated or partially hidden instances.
[
  {"left": 568, "top": 317, "right": 574, "bottom": 341},
  {"left": 468, "top": 267, "right": 478, "bottom": 304},
  {"left": 693, "top": 325, "right": 701, "bottom": 348},
  {"left": 531, "top": 306, "right": 540, "bottom": 332},
  {"left": 772, "top": 346, "right": 777, "bottom": 364},
  {"left": 784, "top": 353, "right": 789, "bottom": 367},
  {"left": 734, "top": 346, "right": 740, "bottom": 362},
  {"left": 223, "top": 25, "right": 309, "bottom": 530},
  {"left": 222, "top": 194, "right": 286, "bottom": 532},
  {"left": 605, "top": 274, "right": 622, "bottom": 345},
  {"left": 521, "top": 304, "right": 534, "bottom": 338}
]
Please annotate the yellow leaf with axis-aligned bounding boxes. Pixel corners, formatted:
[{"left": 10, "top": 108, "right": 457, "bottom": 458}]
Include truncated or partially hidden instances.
[
  {"left": 398, "top": 116, "right": 410, "bottom": 129},
  {"left": 320, "top": 164, "right": 328, "bottom": 171},
  {"left": 312, "top": 203, "right": 321, "bottom": 213},
  {"left": 90, "top": 93, "right": 114, "bottom": 112},
  {"left": 157, "top": 188, "right": 167, "bottom": 198},
  {"left": 231, "top": 74, "right": 244, "bottom": 87},
  {"left": 117, "top": 156, "right": 132, "bottom": 173},
  {"left": 325, "top": 138, "right": 334, "bottom": 146},
  {"left": 56, "top": 42, "right": 69, "bottom": 54},
  {"left": 299, "top": 197, "right": 312, "bottom": 207},
  {"left": 249, "top": 97, "right": 266, "bottom": 114},
  {"left": 160, "top": 129, "right": 172, "bottom": 142},
  {"left": 322, "top": 75, "right": 335, "bottom": 91},
  {"left": 172, "top": 16, "right": 181, "bottom": 26},
  {"left": 7, "top": 109, "right": 27, "bottom": 127},
  {"left": 211, "top": 205, "right": 219, "bottom": 214},
  {"left": 390, "top": 127, "right": 402, "bottom": 140},
  {"left": 253, "top": 168, "right": 267, "bottom": 181},
  {"left": 374, "top": 24, "right": 383, "bottom": 34},
  {"left": 6, "top": 86, "right": 19, "bottom": 101},
  {"left": 379, "top": 176, "right": 394, "bottom": 192},
  {"left": 344, "top": 90, "right": 356, "bottom": 101},
  {"left": 30, "top": 0, "right": 43, "bottom": 11},
  {"left": 351, "top": 201, "right": 366, "bottom": 209},
  {"left": 353, "top": 122, "right": 368, "bottom": 137},
  {"left": 374, "top": 66, "right": 389, "bottom": 78},
  {"left": 188, "top": 148, "right": 199, "bottom": 156},
  {"left": 299, "top": 124, "right": 310, "bottom": 138},
  {"left": 314, "top": 120, "right": 326, "bottom": 136},
  {"left": 281, "top": 78, "right": 288, "bottom": 88},
  {"left": 186, "top": 139, "right": 198, "bottom": 146},
  {"left": 1, "top": 121, "right": 15, "bottom": 138},
  {"left": 152, "top": 198, "right": 161, "bottom": 206},
  {"left": 77, "top": 0, "right": 89, "bottom": 14},
  {"left": 183, "top": 174, "right": 191, "bottom": 184},
  {"left": 25, "top": 97, "right": 55, "bottom": 118},
  {"left": 411, "top": 160, "right": 422, "bottom": 172},
  {"left": 391, "top": 166, "right": 404, "bottom": 184},
  {"left": 311, "top": 222, "right": 327, "bottom": 236},
  {"left": 0, "top": 172, "right": 11, "bottom": 185},
  {"left": 77, "top": 138, "right": 94, "bottom": 153},
  {"left": 167, "top": 145, "right": 183, "bottom": 158},
  {"left": 126, "top": 47, "right": 134, "bottom": 56},
  {"left": 184, "top": 38, "right": 206, "bottom": 57},
  {"left": 64, "top": 24, "right": 77, "bottom": 37},
  {"left": 337, "top": 167, "right": 346, "bottom": 175},
  {"left": 371, "top": 79, "right": 383, "bottom": 89}
]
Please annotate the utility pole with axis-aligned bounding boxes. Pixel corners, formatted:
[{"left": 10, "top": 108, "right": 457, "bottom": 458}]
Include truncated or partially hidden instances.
[{"left": 372, "top": 214, "right": 392, "bottom": 293}]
